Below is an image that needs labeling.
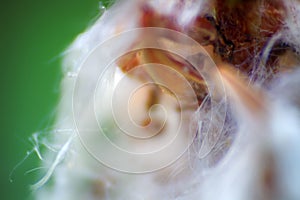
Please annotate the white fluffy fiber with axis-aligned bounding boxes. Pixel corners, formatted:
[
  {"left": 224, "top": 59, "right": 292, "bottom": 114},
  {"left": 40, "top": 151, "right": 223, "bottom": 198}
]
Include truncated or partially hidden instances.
[{"left": 35, "top": 1, "right": 300, "bottom": 200}]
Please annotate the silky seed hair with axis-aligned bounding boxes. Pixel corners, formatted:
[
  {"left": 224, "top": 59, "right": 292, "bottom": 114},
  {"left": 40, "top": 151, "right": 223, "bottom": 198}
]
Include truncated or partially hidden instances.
[{"left": 34, "top": 1, "right": 300, "bottom": 200}]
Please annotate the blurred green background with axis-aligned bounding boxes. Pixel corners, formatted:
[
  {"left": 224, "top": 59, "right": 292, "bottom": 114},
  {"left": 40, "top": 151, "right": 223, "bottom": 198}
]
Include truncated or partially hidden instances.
[{"left": 0, "top": 0, "right": 111, "bottom": 199}]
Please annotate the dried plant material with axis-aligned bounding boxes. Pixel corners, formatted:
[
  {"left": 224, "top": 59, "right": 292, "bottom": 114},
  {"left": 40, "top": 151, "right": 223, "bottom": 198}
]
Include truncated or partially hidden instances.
[
  {"left": 34, "top": 1, "right": 300, "bottom": 200},
  {"left": 214, "top": 0, "right": 285, "bottom": 69},
  {"left": 218, "top": 65, "right": 267, "bottom": 117}
]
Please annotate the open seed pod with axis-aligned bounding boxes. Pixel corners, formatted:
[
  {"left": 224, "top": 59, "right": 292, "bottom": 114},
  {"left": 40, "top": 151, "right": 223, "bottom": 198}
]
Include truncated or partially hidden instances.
[{"left": 35, "top": 1, "right": 300, "bottom": 200}]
